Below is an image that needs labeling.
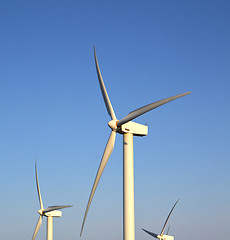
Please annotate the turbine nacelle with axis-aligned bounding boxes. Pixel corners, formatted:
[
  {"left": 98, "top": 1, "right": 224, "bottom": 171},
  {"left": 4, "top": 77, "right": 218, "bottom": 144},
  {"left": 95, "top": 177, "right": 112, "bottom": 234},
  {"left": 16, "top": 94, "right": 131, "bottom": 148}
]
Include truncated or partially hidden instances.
[
  {"left": 108, "top": 119, "right": 148, "bottom": 136},
  {"left": 120, "top": 121, "right": 148, "bottom": 136},
  {"left": 44, "top": 210, "right": 62, "bottom": 218},
  {"left": 161, "top": 235, "right": 174, "bottom": 240},
  {"left": 37, "top": 208, "right": 63, "bottom": 217}
]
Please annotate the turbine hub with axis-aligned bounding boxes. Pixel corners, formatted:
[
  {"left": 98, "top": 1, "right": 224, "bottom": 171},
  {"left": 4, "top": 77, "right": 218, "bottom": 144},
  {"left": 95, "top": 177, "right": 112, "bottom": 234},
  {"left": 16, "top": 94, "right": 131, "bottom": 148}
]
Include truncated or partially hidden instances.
[
  {"left": 108, "top": 119, "right": 118, "bottom": 131},
  {"left": 38, "top": 209, "right": 43, "bottom": 215}
]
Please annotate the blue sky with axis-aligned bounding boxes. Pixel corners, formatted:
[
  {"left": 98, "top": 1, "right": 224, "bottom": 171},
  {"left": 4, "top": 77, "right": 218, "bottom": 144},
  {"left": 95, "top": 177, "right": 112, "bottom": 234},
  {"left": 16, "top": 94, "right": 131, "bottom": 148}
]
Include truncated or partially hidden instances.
[{"left": 0, "top": 1, "right": 229, "bottom": 240}]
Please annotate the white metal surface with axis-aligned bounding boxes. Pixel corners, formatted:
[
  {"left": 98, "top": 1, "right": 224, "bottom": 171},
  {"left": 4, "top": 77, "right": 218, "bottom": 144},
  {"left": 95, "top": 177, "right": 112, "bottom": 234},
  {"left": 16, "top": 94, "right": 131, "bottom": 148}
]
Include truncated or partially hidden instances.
[
  {"left": 162, "top": 235, "right": 174, "bottom": 240},
  {"left": 47, "top": 216, "right": 53, "bottom": 240},
  {"left": 80, "top": 48, "right": 190, "bottom": 240},
  {"left": 121, "top": 121, "right": 148, "bottom": 136},
  {"left": 123, "top": 133, "right": 135, "bottom": 240},
  {"left": 45, "top": 210, "right": 62, "bottom": 217},
  {"left": 32, "top": 162, "right": 72, "bottom": 240}
]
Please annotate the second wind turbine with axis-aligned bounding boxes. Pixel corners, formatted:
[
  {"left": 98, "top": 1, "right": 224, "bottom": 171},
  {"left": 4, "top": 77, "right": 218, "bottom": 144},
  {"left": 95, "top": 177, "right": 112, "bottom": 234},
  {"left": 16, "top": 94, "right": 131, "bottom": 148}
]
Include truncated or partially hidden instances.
[{"left": 80, "top": 47, "right": 190, "bottom": 240}]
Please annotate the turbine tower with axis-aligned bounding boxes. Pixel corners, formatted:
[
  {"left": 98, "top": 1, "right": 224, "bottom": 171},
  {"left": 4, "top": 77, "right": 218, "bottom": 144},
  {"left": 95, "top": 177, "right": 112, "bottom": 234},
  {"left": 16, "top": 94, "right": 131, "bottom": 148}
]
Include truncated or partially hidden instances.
[
  {"left": 142, "top": 199, "right": 179, "bottom": 240},
  {"left": 80, "top": 47, "right": 190, "bottom": 240},
  {"left": 32, "top": 162, "right": 72, "bottom": 240}
]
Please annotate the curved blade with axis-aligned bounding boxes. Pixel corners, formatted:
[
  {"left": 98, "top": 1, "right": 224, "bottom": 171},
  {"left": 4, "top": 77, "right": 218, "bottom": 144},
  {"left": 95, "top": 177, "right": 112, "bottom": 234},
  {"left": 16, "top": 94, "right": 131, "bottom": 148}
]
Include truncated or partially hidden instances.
[
  {"left": 117, "top": 92, "right": 191, "bottom": 127},
  {"left": 166, "top": 224, "right": 171, "bottom": 235},
  {"left": 35, "top": 161, "right": 43, "bottom": 210},
  {"left": 43, "top": 205, "right": 73, "bottom": 214},
  {"left": 94, "top": 47, "right": 116, "bottom": 120},
  {"left": 142, "top": 228, "right": 159, "bottom": 238},
  {"left": 32, "top": 215, "right": 43, "bottom": 240},
  {"left": 160, "top": 199, "right": 179, "bottom": 236},
  {"left": 80, "top": 130, "right": 116, "bottom": 236}
]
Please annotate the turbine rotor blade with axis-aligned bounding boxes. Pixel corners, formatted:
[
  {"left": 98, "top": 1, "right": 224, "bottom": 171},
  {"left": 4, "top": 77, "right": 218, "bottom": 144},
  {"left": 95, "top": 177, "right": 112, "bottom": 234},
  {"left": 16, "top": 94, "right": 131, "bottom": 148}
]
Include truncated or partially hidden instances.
[
  {"left": 166, "top": 224, "right": 171, "bottom": 235},
  {"left": 94, "top": 47, "right": 116, "bottom": 120},
  {"left": 80, "top": 130, "right": 116, "bottom": 236},
  {"left": 142, "top": 228, "right": 159, "bottom": 238},
  {"left": 117, "top": 92, "right": 191, "bottom": 127},
  {"left": 160, "top": 199, "right": 179, "bottom": 236},
  {"left": 35, "top": 161, "right": 44, "bottom": 210},
  {"left": 32, "top": 215, "right": 43, "bottom": 240},
  {"left": 43, "top": 205, "right": 73, "bottom": 214}
]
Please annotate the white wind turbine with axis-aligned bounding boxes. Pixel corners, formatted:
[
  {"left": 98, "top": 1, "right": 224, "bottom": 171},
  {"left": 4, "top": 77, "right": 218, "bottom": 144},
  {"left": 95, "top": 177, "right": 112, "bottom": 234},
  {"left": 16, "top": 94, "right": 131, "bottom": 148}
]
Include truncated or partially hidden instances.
[
  {"left": 80, "top": 47, "right": 190, "bottom": 240},
  {"left": 142, "top": 199, "right": 179, "bottom": 240},
  {"left": 32, "top": 162, "right": 72, "bottom": 240}
]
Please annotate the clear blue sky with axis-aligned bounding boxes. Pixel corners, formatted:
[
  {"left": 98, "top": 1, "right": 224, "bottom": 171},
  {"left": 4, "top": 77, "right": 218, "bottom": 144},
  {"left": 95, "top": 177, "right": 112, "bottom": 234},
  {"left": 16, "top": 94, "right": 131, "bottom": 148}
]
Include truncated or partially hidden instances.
[{"left": 0, "top": 1, "right": 229, "bottom": 240}]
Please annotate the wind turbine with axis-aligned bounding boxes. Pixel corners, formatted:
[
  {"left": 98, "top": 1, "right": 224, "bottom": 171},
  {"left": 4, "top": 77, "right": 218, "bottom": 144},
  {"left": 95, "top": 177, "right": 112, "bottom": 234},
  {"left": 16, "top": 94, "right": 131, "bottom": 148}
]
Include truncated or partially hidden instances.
[
  {"left": 32, "top": 162, "right": 72, "bottom": 240},
  {"left": 80, "top": 47, "right": 190, "bottom": 240},
  {"left": 142, "top": 199, "right": 179, "bottom": 240}
]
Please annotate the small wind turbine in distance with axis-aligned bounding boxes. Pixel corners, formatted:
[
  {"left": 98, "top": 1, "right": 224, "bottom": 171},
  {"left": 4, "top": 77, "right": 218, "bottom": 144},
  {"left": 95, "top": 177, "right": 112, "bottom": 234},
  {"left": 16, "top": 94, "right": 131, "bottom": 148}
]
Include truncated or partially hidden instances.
[
  {"left": 142, "top": 199, "right": 179, "bottom": 240},
  {"left": 32, "top": 162, "right": 72, "bottom": 240},
  {"left": 80, "top": 47, "right": 190, "bottom": 240}
]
